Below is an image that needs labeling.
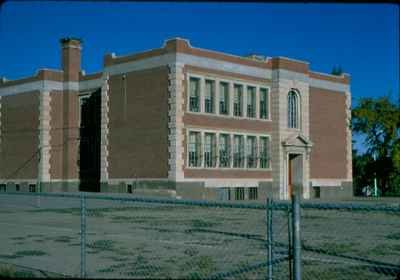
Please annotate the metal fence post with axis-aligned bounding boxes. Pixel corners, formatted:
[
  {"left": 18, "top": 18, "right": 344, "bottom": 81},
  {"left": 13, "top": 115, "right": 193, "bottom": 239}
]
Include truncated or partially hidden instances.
[
  {"left": 292, "top": 192, "right": 301, "bottom": 280},
  {"left": 287, "top": 206, "right": 293, "bottom": 280},
  {"left": 80, "top": 192, "right": 86, "bottom": 278},
  {"left": 266, "top": 198, "right": 273, "bottom": 280}
]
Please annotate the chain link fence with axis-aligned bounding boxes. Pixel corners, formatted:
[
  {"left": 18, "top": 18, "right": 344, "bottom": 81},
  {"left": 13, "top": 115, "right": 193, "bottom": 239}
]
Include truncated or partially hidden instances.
[{"left": 0, "top": 191, "right": 399, "bottom": 279}]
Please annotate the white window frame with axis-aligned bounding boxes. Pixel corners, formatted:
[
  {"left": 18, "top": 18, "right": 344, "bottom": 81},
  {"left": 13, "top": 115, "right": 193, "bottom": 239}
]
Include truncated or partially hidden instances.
[
  {"left": 259, "top": 87, "right": 271, "bottom": 120},
  {"left": 288, "top": 89, "right": 301, "bottom": 129},
  {"left": 185, "top": 72, "right": 271, "bottom": 122},
  {"left": 185, "top": 128, "right": 272, "bottom": 171}
]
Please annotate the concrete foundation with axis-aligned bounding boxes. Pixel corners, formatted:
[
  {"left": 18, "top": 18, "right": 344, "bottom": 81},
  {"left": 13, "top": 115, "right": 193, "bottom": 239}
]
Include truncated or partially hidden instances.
[{"left": 310, "top": 181, "right": 353, "bottom": 200}]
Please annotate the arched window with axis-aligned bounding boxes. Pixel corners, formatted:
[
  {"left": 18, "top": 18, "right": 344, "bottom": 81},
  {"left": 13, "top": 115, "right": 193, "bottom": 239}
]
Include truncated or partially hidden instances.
[{"left": 288, "top": 90, "right": 300, "bottom": 129}]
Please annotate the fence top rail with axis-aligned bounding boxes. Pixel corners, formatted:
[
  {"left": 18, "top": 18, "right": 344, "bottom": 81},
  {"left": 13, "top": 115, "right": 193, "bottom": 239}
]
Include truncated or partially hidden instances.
[
  {"left": 299, "top": 201, "right": 400, "bottom": 212},
  {"left": 0, "top": 192, "right": 399, "bottom": 212},
  {"left": 0, "top": 191, "right": 268, "bottom": 210}
]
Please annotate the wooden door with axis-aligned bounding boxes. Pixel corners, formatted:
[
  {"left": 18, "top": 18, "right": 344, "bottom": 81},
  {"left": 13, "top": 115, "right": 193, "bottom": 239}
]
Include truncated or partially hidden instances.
[{"left": 288, "top": 158, "right": 293, "bottom": 198}]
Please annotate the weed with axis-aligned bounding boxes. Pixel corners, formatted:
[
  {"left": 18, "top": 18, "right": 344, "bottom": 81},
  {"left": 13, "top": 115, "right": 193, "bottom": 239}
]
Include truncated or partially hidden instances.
[
  {"left": 386, "top": 232, "right": 400, "bottom": 240},
  {"left": 0, "top": 265, "right": 35, "bottom": 278},
  {"left": 15, "top": 250, "right": 48, "bottom": 257},
  {"left": 87, "top": 240, "right": 116, "bottom": 251},
  {"left": 184, "top": 247, "right": 199, "bottom": 257}
]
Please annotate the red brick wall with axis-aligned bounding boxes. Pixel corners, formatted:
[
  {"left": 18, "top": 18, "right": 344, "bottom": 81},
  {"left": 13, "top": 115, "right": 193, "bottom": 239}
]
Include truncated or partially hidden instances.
[
  {"left": 0, "top": 91, "right": 40, "bottom": 179},
  {"left": 309, "top": 87, "right": 348, "bottom": 179},
  {"left": 108, "top": 66, "right": 169, "bottom": 178}
]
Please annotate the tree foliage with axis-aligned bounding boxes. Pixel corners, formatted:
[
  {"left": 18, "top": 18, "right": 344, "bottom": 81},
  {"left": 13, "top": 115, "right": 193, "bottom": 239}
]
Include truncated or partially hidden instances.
[
  {"left": 331, "top": 65, "right": 343, "bottom": 76},
  {"left": 352, "top": 95, "right": 400, "bottom": 195}
]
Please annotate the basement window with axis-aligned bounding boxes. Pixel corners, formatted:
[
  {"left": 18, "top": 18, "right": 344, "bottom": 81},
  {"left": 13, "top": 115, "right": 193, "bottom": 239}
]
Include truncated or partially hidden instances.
[
  {"left": 29, "top": 184, "right": 36, "bottom": 193},
  {"left": 249, "top": 187, "right": 258, "bottom": 200},
  {"left": 235, "top": 187, "right": 245, "bottom": 201},
  {"left": 16, "top": 184, "right": 20, "bottom": 191},
  {"left": 314, "top": 187, "right": 321, "bottom": 199},
  {"left": 127, "top": 184, "right": 133, "bottom": 194},
  {"left": 0, "top": 184, "right": 6, "bottom": 192}
]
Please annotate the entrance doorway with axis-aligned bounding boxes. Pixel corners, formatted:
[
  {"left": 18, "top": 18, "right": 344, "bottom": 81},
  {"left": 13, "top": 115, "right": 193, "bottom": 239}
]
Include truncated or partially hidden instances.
[
  {"left": 79, "top": 89, "right": 101, "bottom": 192},
  {"left": 288, "top": 153, "right": 303, "bottom": 199}
]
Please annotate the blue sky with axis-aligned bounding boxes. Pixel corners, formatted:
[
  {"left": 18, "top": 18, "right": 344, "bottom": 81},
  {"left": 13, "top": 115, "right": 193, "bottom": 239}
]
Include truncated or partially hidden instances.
[{"left": 0, "top": 2, "right": 398, "bottom": 152}]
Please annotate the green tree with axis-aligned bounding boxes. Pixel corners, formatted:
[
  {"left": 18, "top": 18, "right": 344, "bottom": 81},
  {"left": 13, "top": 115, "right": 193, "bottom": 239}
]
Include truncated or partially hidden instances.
[
  {"left": 352, "top": 146, "right": 374, "bottom": 195},
  {"left": 331, "top": 65, "right": 343, "bottom": 76},
  {"left": 352, "top": 95, "right": 400, "bottom": 195}
]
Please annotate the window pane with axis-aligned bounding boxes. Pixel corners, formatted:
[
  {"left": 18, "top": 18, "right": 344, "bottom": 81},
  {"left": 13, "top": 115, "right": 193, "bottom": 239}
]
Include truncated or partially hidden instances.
[
  {"left": 260, "top": 88, "right": 269, "bottom": 119},
  {"left": 219, "top": 134, "right": 231, "bottom": 167},
  {"left": 205, "top": 80, "right": 215, "bottom": 114},
  {"left": 247, "top": 86, "right": 256, "bottom": 118},
  {"left": 219, "top": 82, "right": 229, "bottom": 115},
  {"left": 259, "top": 137, "right": 270, "bottom": 168},
  {"left": 233, "top": 135, "right": 245, "bottom": 168},
  {"left": 204, "top": 133, "right": 216, "bottom": 168},
  {"left": 189, "top": 78, "right": 200, "bottom": 112},
  {"left": 246, "top": 136, "right": 257, "bottom": 168},
  {"left": 233, "top": 85, "right": 243, "bottom": 117},
  {"left": 189, "top": 131, "right": 201, "bottom": 167},
  {"left": 288, "top": 91, "right": 299, "bottom": 128},
  {"left": 249, "top": 187, "right": 258, "bottom": 200}
]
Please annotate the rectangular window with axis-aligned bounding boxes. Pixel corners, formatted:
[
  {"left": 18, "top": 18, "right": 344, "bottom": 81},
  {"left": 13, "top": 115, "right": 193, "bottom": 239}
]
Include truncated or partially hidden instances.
[
  {"left": 246, "top": 136, "right": 257, "bottom": 168},
  {"left": 205, "top": 80, "right": 215, "bottom": 114},
  {"left": 247, "top": 86, "right": 256, "bottom": 118},
  {"left": 314, "top": 187, "right": 321, "bottom": 199},
  {"left": 219, "top": 82, "right": 229, "bottom": 115},
  {"left": 188, "top": 131, "right": 202, "bottom": 167},
  {"left": 204, "top": 133, "right": 217, "bottom": 168},
  {"left": 233, "top": 135, "right": 245, "bottom": 168},
  {"left": 219, "top": 134, "right": 231, "bottom": 167},
  {"left": 189, "top": 77, "right": 200, "bottom": 112},
  {"left": 259, "top": 137, "right": 271, "bottom": 168},
  {"left": 233, "top": 84, "right": 243, "bottom": 117},
  {"left": 259, "top": 88, "right": 269, "bottom": 119},
  {"left": 127, "top": 184, "right": 133, "bottom": 193},
  {"left": 16, "top": 184, "right": 20, "bottom": 191},
  {"left": 235, "top": 187, "right": 245, "bottom": 200},
  {"left": 0, "top": 184, "right": 6, "bottom": 192},
  {"left": 29, "top": 184, "right": 36, "bottom": 193},
  {"left": 249, "top": 187, "right": 258, "bottom": 200}
]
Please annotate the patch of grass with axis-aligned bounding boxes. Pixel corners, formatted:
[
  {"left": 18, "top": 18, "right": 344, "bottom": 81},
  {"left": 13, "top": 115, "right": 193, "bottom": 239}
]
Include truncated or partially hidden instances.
[
  {"left": 320, "top": 242, "right": 360, "bottom": 255},
  {"left": 184, "top": 247, "right": 199, "bottom": 257},
  {"left": 87, "top": 240, "right": 116, "bottom": 251},
  {"left": 15, "top": 250, "right": 48, "bottom": 257},
  {"left": 10, "top": 237, "right": 25, "bottom": 240},
  {"left": 197, "top": 255, "right": 216, "bottom": 274},
  {"left": 14, "top": 242, "right": 25, "bottom": 245},
  {"left": 0, "top": 254, "right": 23, "bottom": 259},
  {"left": 386, "top": 232, "right": 400, "bottom": 240},
  {"left": 33, "top": 239, "right": 47, "bottom": 244},
  {"left": 53, "top": 236, "right": 73, "bottom": 243},
  {"left": 0, "top": 265, "right": 35, "bottom": 278},
  {"left": 103, "top": 256, "right": 129, "bottom": 262},
  {"left": 191, "top": 219, "right": 218, "bottom": 228},
  {"left": 26, "top": 234, "right": 44, "bottom": 238}
]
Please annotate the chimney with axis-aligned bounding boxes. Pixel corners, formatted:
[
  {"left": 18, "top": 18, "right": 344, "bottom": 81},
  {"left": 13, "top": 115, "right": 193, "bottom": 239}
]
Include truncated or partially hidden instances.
[{"left": 60, "top": 37, "right": 82, "bottom": 81}]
